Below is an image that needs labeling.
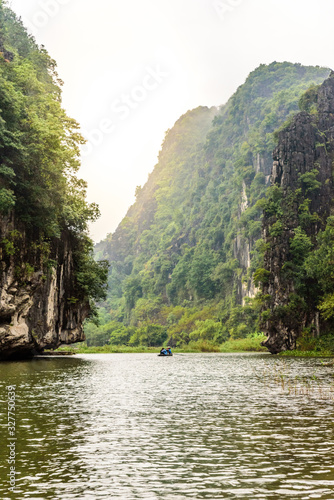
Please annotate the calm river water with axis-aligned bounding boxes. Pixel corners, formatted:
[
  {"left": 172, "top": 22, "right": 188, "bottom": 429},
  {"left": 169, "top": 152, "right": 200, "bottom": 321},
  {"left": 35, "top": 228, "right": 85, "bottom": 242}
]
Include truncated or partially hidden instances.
[{"left": 0, "top": 353, "right": 334, "bottom": 499}]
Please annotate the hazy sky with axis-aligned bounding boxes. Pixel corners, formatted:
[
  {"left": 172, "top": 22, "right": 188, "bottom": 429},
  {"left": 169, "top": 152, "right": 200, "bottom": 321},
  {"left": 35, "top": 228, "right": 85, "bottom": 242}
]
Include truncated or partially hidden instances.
[{"left": 7, "top": 0, "right": 334, "bottom": 241}]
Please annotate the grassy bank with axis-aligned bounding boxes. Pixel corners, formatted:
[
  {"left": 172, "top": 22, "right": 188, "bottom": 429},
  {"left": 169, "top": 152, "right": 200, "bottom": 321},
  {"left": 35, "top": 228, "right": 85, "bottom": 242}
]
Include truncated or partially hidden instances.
[
  {"left": 279, "top": 349, "right": 334, "bottom": 358},
  {"left": 279, "top": 349, "right": 334, "bottom": 357},
  {"left": 53, "top": 333, "right": 334, "bottom": 356},
  {"left": 53, "top": 345, "right": 210, "bottom": 354},
  {"left": 279, "top": 333, "right": 334, "bottom": 357},
  {"left": 54, "top": 334, "right": 268, "bottom": 354},
  {"left": 219, "top": 335, "right": 267, "bottom": 353}
]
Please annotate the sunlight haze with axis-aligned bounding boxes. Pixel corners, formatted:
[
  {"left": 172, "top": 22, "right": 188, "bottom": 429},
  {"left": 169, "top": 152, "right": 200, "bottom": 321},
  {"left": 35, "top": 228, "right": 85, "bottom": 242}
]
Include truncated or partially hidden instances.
[{"left": 8, "top": 0, "right": 334, "bottom": 241}]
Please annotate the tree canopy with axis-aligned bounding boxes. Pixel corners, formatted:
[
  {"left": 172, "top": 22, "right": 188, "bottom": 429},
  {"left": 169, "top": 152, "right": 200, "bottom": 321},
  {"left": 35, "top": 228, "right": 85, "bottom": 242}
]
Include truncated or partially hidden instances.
[{"left": 0, "top": 2, "right": 108, "bottom": 316}]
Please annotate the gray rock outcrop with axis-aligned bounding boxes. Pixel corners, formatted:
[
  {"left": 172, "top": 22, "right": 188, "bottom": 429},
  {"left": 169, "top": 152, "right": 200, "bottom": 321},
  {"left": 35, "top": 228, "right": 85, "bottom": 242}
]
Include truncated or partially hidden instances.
[{"left": 0, "top": 215, "right": 89, "bottom": 360}]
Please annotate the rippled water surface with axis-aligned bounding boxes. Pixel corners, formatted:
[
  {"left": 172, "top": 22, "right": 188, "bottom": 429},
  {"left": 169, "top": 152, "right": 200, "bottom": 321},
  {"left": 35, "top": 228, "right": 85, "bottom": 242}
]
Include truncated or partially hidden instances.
[{"left": 1, "top": 353, "right": 334, "bottom": 499}]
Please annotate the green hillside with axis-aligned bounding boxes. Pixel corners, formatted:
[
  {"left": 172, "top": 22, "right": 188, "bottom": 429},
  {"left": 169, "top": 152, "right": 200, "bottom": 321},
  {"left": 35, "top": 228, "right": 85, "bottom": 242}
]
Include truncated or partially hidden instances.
[{"left": 90, "top": 62, "right": 330, "bottom": 349}]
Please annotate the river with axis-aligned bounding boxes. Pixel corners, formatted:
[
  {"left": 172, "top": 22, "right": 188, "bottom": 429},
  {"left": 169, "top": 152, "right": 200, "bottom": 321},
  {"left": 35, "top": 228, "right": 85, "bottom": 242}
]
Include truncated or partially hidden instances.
[{"left": 0, "top": 353, "right": 334, "bottom": 499}]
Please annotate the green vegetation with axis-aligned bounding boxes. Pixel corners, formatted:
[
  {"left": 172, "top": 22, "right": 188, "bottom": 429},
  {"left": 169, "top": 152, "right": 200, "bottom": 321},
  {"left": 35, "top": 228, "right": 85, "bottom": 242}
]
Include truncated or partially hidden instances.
[
  {"left": 55, "top": 332, "right": 267, "bottom": 353},
  {"left": 279, "top": 332, "right": 334, "bottom": 357},
  {"left": 2, "top": 6, "right": 333, "bottom": 354},
  {"left": 0, "top": 2, "right": 108, "bottom": 315},
  {"left": 219, "top": 333, "right": 267, "bottom": 352},
  {"left": 90, "top": 63, "right": 330, "bottom": 348}
]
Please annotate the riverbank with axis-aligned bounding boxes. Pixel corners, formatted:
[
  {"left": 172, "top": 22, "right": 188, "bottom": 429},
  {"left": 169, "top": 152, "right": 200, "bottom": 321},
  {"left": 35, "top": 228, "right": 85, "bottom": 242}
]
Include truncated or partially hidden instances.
[
  {"left": 53, "top": 334, "right": 268, "bottom": 354},
  {"left": 51, "top": 332, "right": 334, "bottom": 356},
  {"left": 279, "top": 350, "right": 334, "bottom": 357},
  {"left": 279, "top": 333, "right": 334, "bottom": 357}
]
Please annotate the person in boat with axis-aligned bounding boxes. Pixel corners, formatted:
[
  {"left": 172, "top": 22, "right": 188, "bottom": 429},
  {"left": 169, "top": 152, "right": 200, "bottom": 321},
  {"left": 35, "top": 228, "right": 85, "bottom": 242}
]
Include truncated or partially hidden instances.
[
  {"left": 167, "top": 347, "right": 172, "bottom": 355},
  {"left": 160, "top": 347, "right": 168, "bottom": 355}
]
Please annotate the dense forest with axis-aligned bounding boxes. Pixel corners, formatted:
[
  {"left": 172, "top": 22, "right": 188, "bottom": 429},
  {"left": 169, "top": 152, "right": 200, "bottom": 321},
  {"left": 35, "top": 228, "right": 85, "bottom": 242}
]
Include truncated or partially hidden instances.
[
  {"left": 0, "top": 1, "right": 108, "bottom": 358},
  {"left": 89, "top": 62, "right": 332, "bottom": 352}
]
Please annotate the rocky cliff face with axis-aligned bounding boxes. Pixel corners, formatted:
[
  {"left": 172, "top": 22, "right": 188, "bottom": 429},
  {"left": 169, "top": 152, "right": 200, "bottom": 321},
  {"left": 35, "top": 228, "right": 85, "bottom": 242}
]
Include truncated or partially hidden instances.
[
  {"left": 234, "top": 182, "right": 260, "bottom": 304},
  {"left": 261, "top": 73, "right": 334, "bottom": 353},
  {"left": 0, "top": 215, "right": 89, "bottom": 360}
]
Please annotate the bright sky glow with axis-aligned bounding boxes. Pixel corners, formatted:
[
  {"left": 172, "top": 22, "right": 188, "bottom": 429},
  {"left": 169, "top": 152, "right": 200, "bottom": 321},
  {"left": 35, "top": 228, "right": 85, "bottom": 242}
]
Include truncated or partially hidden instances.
[{"left": 7, "top": 0, "right": 334, "bottom": 241}]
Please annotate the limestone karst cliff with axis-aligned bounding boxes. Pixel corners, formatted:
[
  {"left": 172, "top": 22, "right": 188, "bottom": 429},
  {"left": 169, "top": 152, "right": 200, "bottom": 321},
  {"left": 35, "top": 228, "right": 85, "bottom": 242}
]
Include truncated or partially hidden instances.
[
  {"left": 0, "top": 4, "right": 108, "bottom": 359},
  {"left": 261, "top": 72, "right": 334, "bottom": 353},
  {"left": 0, "top": 217, "right": 89, "bottom": 360}
]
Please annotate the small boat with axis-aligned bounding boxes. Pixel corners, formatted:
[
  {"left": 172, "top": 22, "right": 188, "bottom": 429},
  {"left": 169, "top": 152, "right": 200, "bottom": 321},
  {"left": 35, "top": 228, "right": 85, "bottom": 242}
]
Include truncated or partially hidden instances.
[{"left": 158, "top": 353, "right": 173, "bottom": 356}]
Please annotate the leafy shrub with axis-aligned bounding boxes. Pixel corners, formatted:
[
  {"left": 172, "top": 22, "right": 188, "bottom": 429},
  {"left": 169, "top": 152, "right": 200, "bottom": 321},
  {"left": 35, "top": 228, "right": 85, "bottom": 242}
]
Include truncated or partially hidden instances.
[{"left": 253, "top": 268, "right": 270, "bottom": 286}]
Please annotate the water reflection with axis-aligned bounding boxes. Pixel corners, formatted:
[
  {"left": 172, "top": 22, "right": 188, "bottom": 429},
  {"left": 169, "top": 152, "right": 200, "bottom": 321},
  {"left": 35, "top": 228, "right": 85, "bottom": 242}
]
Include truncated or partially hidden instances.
[{"left": 0, "top": 353, "right": 334, "bottom": 499}]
